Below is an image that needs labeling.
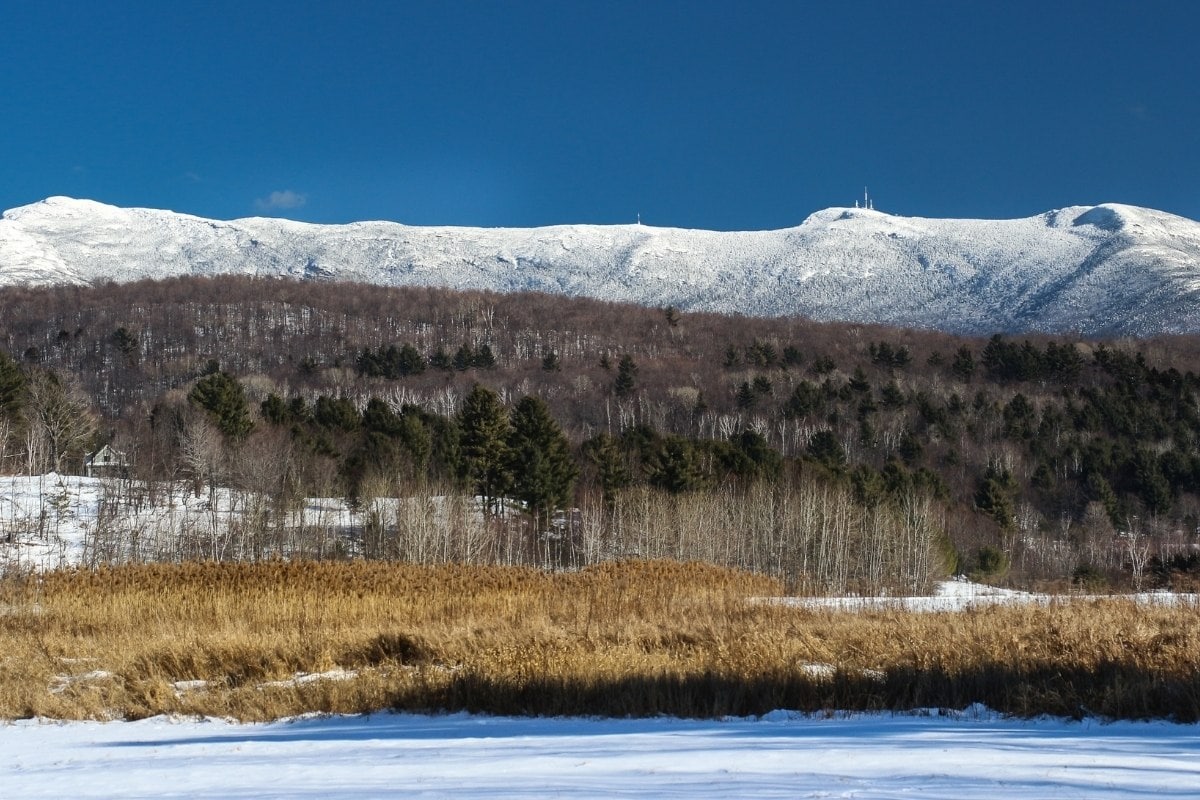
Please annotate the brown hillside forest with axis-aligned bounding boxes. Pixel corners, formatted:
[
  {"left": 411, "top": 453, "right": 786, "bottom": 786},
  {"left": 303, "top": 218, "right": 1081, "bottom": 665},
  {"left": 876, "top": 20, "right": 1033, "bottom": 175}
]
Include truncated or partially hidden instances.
[{"left": 4, "top": 274, "right": 1200, "bottom": 593}]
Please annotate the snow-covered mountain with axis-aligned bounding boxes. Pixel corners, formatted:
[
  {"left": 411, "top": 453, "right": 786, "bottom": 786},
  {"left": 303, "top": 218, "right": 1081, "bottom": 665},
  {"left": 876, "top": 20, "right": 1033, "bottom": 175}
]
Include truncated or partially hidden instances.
[{"left": 4, "top": 196, "right": 1200, "bottom": 336}]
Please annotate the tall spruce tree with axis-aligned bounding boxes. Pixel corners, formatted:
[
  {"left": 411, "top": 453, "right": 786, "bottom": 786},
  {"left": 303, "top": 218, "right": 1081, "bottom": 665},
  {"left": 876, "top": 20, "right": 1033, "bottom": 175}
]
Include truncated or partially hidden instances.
[
  {"left": 0, "top": 350, "right": 25, "bottom": 419},
  {"left": 506, "top": 395, "right": 577, "bottom": 530},
  {"left": 582, "top": 432, "right": 630, "bottom": 511},
  {"left": 188, "top": 370, "right": 253, "bottom": 439},
  {"left": 457, "top": 384, "right": 511, "bottom": 513},
  {"left": 614, "top": 354, "right": 638, "bottom": 396}
]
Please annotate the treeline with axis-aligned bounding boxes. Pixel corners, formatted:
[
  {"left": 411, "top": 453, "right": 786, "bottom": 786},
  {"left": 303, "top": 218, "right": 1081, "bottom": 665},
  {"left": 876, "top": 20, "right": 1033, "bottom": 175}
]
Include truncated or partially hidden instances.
[
  {"left": 88, "top": 370, "right": 935, "bottom": 592},
  {"left": 4, "top": 276, "right": 1200, "bottom": 590}
]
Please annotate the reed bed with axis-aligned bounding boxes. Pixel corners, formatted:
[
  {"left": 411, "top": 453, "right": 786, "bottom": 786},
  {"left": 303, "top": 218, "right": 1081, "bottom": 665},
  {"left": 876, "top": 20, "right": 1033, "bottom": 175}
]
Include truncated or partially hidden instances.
[{"left": 1, "top": 560, "right": 1197, "bottom": 722}]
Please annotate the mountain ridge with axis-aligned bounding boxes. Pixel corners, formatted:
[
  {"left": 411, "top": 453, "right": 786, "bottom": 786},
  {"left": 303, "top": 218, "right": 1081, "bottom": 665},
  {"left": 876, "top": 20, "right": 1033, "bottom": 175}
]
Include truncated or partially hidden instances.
[{"left": 4, "top": 196, "right": 1200, "bottom": 336}]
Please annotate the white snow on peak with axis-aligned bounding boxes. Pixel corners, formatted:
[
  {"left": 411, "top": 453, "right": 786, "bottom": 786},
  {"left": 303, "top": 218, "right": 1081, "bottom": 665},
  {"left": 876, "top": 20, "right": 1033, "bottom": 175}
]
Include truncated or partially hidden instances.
[{"left": 4, "top": 197, "right": 1200, "bottom": 335}]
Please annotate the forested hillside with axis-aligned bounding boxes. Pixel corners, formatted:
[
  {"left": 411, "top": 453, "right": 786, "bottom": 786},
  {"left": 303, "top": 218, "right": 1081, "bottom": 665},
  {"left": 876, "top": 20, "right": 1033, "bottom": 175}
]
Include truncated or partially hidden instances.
[{"left": 3, "top": 275, "right": 1200, "bottom": 591}]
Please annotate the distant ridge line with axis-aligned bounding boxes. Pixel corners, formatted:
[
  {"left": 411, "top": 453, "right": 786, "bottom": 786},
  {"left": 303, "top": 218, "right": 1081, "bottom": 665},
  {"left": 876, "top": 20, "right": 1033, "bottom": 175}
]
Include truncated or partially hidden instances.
[{"left": 3, "top": 197, "right": 1200, "bottom": 337}]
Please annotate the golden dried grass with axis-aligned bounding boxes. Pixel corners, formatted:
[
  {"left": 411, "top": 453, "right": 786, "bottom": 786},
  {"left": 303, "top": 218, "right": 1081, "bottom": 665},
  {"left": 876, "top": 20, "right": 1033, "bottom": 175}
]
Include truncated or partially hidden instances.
[{"left": 1, "top": 561, "right": 1197, "bottom": 721}]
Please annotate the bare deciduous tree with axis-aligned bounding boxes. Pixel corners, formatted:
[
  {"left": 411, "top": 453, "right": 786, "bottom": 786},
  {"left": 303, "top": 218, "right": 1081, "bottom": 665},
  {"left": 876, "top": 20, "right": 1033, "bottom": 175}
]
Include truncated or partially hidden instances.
[{"left": 22, "top": 369, "right": 96, "bottom": 474}]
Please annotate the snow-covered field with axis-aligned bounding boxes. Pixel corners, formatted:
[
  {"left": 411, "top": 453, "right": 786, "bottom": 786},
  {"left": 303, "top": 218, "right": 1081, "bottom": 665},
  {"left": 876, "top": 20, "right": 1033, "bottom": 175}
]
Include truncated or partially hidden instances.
[
  {"left": 4, "top": 708, "right": 1198, "bottom": 799},
  {"left": 0, "top": 473, "right": 365, "bottom": 571}
]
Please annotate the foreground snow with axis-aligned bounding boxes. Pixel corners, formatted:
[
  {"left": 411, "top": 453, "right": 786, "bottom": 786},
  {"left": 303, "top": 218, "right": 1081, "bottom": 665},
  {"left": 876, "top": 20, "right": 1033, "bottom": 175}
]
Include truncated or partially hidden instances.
[{"left": 3, "top": 709, "right": 1197, "bottom": 799}]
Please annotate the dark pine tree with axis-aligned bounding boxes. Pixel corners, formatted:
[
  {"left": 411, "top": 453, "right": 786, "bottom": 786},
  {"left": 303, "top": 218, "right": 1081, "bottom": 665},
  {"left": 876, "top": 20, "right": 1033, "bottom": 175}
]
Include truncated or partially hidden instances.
[
  {"left": 188, "top": 371, "right": 253, "bottom": 439},
  {"left": 614, "top": 354, "right": 638, "bottom": 396},
  {"left": 0, "top": 350, "right": 26, "bottom": 418},
  {"left": 507, "top": 395, "right": 578, "bottom": 530},
  {"left": 456, "top": 384, "right": 512, "bottom": 514}
]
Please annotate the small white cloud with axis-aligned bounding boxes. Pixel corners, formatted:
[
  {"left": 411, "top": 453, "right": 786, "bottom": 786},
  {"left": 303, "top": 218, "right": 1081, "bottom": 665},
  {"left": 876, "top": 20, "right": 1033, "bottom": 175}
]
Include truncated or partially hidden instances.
[{"left": 255, "top": 190, "right": 307, "bottom": 211}]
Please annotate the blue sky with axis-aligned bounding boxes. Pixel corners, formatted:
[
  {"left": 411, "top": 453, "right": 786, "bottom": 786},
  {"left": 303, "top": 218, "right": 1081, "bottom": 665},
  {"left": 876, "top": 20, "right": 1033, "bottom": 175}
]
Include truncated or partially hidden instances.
[{"left": 2, "top": 1, "right": 1197, "bottom": 229}]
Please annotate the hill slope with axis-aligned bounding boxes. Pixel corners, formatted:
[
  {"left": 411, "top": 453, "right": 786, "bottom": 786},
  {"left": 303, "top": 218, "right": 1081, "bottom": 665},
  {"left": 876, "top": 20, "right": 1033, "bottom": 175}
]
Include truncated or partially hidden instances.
[{"left": 4, "top": 197, "right": 1200, "bottom": 335}]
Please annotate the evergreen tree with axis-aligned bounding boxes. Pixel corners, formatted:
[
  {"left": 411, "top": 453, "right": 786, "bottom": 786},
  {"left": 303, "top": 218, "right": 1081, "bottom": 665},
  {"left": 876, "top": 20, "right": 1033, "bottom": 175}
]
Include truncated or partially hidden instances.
[
  {"left": 261, "top": 393, "right": 288, "bottom": 425},
  {"left": 647, "top": 435, "right": 703, "bottom": 493},
  {"left": 975, "top": 461, "right": 1018, "bottom": 529},
  {"left": 1002, "top": 393, "right": 1036, "bottom": 439},
  {"left": 396, "top": 411, "right": 433, "bottom": 480},
  {"left": 362, "top": 398, "right": 405, "bottom": 437},
  {"left": 1086, "top": 472, "right": 1122, "bottom": 527},
  {"left": 0, "top": 350, "right": 25, "bottom": 418},
  {"left": 457, "top": 384, "right": 511, "bottom": 513},
  {"left": 507, "top": 395, "right": 577, "bottom": 529},
  {"left": 735, "top": 381, "right": 756, "bottom": 409},
  {"left": 806, "top": 430, "right": 846, "bottom": 470},
  {"left": 614, "top": 354, "right": 638, "bottom": 396},
  {"left": 582, "top": 432, "right": 630, "bottom": 511},
  {"left": 729, "top": 428, "right": 782, "bottom": 480},
  {"left": 453, "top": 344, "right": 475, "bottom": 371},
  {"left": 430, "top": 347, "right": 453, "bottom": 370},
  {"left": 396, "top": 343, "right": 426, "bottom": 376},
  {"left": 783, "top": 381, "right": 821, "bottom": 419},
  {"left": 350, "top": 400, "right": 433, "bottom": 489},
  {"left": 746, "top": 339, "right": 778, "bottom": 368},
  {"left": 951, "top": 346, "right": 976, "bottom": 381},
  {"left": 1133, "top": 448, "right": 1172, "bottom": 515},
  {"left": 473, "top": 343, "right": 497, "bottom": 369},
  {"left": 848, "top": 367, "right": 871, "bottom": 394},
  {"left": 809, "top": 355, "right": 836, "bottom": 376},
  {"left": 880, "top": 382, "right": 906, "bottom": 408},
  {"left": 314, "top": 396, "right": 360, "bottom": 432},
  {"left": 287, "top": 396, "right": 311, "bottom": 424},
  {"left": 188, "top": 371, "right": 253, "bottom": 439},
  {"left": 111, "top": 326, "right": 139, "bottom": 358}
]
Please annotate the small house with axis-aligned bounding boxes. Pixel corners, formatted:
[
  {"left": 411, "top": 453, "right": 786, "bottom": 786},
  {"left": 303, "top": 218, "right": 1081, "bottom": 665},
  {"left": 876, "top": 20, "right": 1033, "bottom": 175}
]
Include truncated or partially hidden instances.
[{"left": 85, "top": 445, "right": 129, "bottom": 478}]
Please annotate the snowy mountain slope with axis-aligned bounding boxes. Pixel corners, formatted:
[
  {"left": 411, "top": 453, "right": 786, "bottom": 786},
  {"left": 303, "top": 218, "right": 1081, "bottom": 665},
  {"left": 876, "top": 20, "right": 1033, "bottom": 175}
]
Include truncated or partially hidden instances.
[{"left": 4, "top": 196, "right": 1200, "bottom": 335}]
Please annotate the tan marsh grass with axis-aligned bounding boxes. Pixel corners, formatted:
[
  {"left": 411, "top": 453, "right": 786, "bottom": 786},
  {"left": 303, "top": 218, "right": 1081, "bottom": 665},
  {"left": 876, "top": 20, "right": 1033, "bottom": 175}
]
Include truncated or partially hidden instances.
[{"left": 1, "top": 561, "right": 1197, "bottom": 721}]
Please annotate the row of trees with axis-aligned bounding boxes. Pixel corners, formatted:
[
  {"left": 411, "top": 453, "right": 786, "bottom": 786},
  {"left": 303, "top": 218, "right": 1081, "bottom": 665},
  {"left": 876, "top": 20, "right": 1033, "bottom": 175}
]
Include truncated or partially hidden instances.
[
  {"left": 5, "top": 276, "right": 1200, "bottom": 588},
  {"left": 54, "top": 359, "right": 942, "bottom": 589}
]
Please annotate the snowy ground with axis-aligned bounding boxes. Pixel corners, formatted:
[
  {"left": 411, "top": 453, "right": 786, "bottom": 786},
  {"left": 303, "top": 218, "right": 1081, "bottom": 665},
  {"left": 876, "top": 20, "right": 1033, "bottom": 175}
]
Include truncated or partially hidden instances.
[
  {"left": 4, "top": 709, "right": 1198, "bottom": 799},
  {"left": 0, "top": 474, "right": 366, "bottom": 571},
  {"left": 766, "top": 577, "right": 1200, "bottom": 611}
]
